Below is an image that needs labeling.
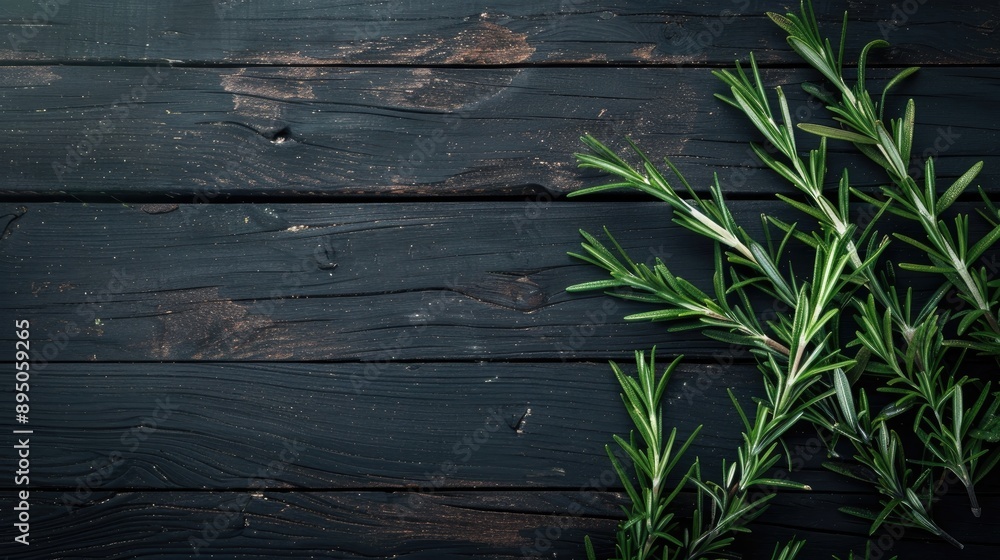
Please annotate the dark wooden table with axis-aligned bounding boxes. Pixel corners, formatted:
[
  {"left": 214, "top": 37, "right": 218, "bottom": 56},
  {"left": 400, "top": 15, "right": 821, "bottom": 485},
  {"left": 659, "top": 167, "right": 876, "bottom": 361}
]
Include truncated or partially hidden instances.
[{"left": 1, "top": 1, "right": 999, "bottom": 558}]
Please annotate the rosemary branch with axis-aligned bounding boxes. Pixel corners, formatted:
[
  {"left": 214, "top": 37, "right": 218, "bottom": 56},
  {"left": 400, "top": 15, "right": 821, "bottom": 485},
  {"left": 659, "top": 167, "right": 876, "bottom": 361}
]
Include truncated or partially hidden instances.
[{"left": 569, "top": 1, "right": 1000, "bottom": 558}]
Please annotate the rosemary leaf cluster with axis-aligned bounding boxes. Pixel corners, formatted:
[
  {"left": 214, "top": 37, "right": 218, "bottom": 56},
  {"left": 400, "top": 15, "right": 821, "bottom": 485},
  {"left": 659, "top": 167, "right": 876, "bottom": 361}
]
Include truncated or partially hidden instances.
[{"left": 571, "top": 2, "right": 1000, "bottom": 558}]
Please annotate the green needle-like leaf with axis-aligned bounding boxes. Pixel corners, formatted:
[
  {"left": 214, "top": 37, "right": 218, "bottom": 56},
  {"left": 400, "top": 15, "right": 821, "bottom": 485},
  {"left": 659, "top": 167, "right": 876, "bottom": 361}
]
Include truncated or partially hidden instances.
[
  {"left": 573, "top": 2, "right": 998, "bottom": 557},
  {"left": 798, "top": 123, "right": 877, "bottom": 144}
]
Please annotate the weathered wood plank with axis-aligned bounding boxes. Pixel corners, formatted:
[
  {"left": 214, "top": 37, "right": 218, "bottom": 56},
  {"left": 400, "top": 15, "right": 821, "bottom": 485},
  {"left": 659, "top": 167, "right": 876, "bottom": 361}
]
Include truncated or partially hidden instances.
[
  {"left": 2, "top": 490, "right": 618, "bottom": 559},
  {"left": 5, "top": 355, "right": 991, "bottom": 494},
  {"left": 6, "top": 489, "right": 998, "bottom": 559},
  {"left": 8, "top": 313, "right": 995, "bottom": 555},
  {"left": 2, "top": 201, "right": 994, "bottom": 362},
  {"left": 0, "top": 361, "right": 751, "bottom": 490},
  {"left": 0, "top": 66, "right": 996, "bottom": 198},
  {"left": 0, "top": 201, "right": 690, "bottom": 361},
  {"left": 735, "top": 489, "right": 1000, "bottom": 559},
  {"left": 0, "top": 0, "right": 996, "bottom": 66}
]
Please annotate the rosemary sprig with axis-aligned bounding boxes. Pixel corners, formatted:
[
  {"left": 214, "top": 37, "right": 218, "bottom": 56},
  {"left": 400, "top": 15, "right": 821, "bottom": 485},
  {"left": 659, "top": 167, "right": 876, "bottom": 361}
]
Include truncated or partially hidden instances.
[
  {"left": 771, "top": 0, "right": 1000, "bottom": 350},
  {"left": 583, "top": 351, "right": 700, "bottom": 560},
  {"left": 569, "top": 159, "right": 860, "bottom": 556},
  {"left": 569, "top": 1, "right": 999, "bottom": 557},
  {"left": 764, "top": 0, "right": 1000, "bottom": 520},
  {"left": 583, "top": 349, "right": 811, "bottom": 560},
  {"left": 707, "top": 1, "right": 996, "bottom": 535},
  {"left": 682, "top": 230, "right": 860, "bottom": 559}
]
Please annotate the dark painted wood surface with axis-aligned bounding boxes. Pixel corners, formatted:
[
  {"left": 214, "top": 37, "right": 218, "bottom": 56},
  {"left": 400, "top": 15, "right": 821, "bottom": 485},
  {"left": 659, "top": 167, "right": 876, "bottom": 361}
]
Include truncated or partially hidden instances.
[
  {"left": 11, "top": 487, "right": 1000, "bottom": 559},
  {"left": 1, "top": 66, "right": 997, "bottom": 197},
  {"left": 4, "top": 361, "right": 738, "bottom": 488},
  {"left": 2, "top": 1, "right": 1000, "bottom": 559},
  {"left": 0, "top": 201, "right": 992, "bottom": 362},
  {"left": 0, "top": 1, "right": 996, "bottom": 66}
]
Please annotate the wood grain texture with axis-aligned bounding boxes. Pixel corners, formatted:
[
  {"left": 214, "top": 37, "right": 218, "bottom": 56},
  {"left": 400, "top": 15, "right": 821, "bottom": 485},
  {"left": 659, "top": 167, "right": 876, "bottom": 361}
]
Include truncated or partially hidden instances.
[
  {"left": 3, "top": 0, "right": 1000, "bottom": 557},
  {"left": 1, "top": 360, "right": 752, "bottom": 489},
  {"left": 0, "top": 0, "right": 996, "bottom": 66},
  {"left": 0, "top": 201, "right": 686, "bottom": 361},
  {"left": 3, "top": 201, "right": 990, "bottom": 362},
  {"left": 4, "top": 490, "right": 619, "bottom": 560},
  {"left": 5, "top": 489, "right": 998, "bottom": 559},
  {"left": 0, "top": 66, "right": 996, "bottom": 198}
]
